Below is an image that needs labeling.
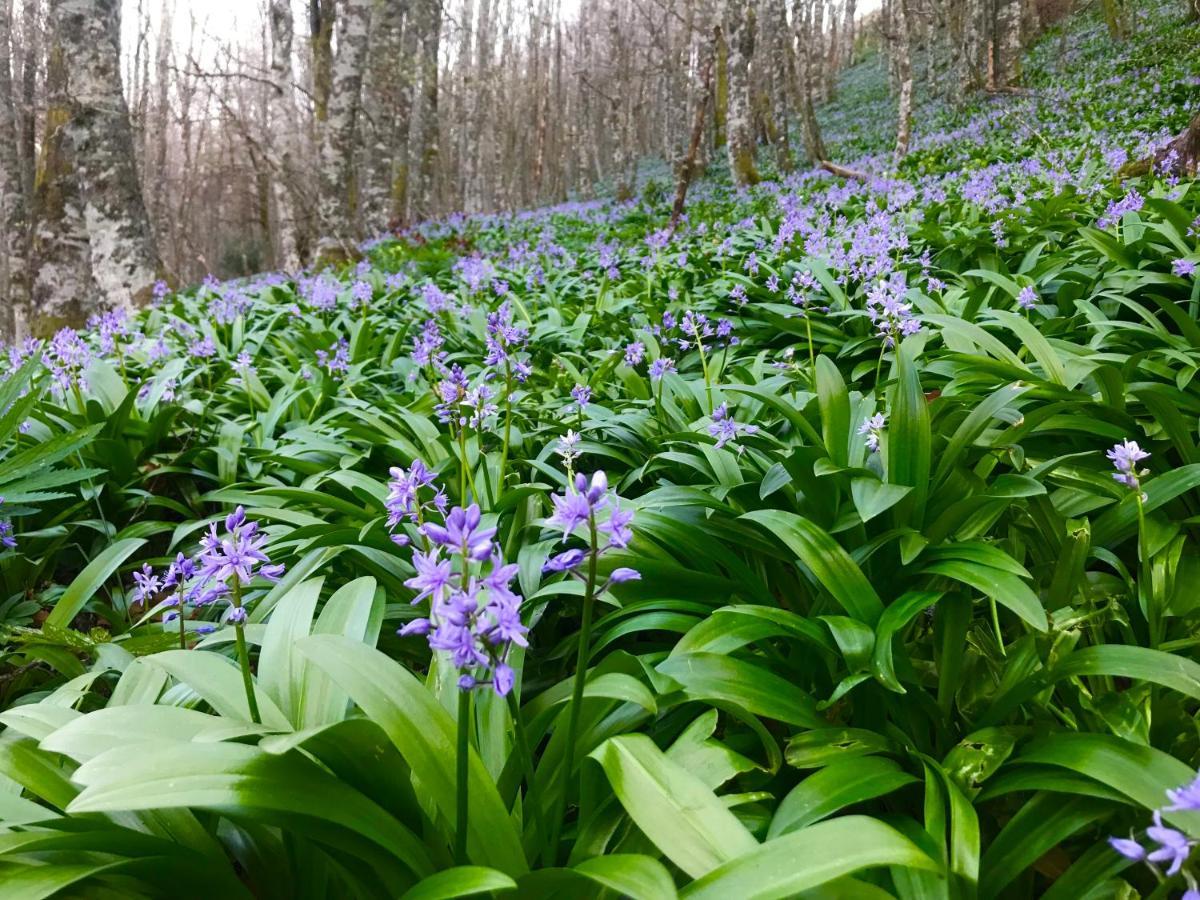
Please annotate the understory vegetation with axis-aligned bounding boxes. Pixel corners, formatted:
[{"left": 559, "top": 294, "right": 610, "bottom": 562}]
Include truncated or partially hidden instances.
[{"left": 1, "top": 3, "right": 1200, "bottom": 898}]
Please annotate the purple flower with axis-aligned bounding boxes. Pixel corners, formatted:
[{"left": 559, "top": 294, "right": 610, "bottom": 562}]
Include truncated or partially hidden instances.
[
  {"left": 1107, "top": 836, "right": 1145, "bottom": 861},
  {"left": 404, "top": 548, "right": 454, "bottom": 604},
  {"left": 708, "top": 403, "right": 758, "bottom": 451},
  {"left": 648, "top": 358, "right": 676, "bottom": 382},
  {"left": 1146, "top": 811, "right": 1192, "bottom": 876},
  {"left": 423, "top": 504, "right": 496, "bottom": 561},
  {"left": 1107, "top": 439, "right": 1150, "bottom": 496},
  {"left": 132, "top": 564, "right": 162, "bottom": 604},
  {"left": 608, "top": 567, "right": 641, "bottom": 584},
  {"left": 1174, "top": 258, "right": 1197, "bottom": 277},
  {"left": 1017, "top": 285, "right": 1037, "bottom": 310},
  {"left": 859, "top": 412, "right": 887, "bottom": 453},
  {"left": 571, "top": 384, "right": 591, "bottom": 412},
  {"left": 624, "top": 342, "right": 645, "bottom": 367},
  {"left": 190, "top": 507, "right": 285, "bottom": 603},
  {"left": 544, "top": 549, "right": 586, "bottom": 573},
  {"left": 1165, "top": 774, "right": 1200, "bottom": 812}
]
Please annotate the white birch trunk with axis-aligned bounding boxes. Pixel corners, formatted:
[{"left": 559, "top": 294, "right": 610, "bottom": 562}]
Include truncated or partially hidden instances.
[
  {"left": 314, "top": 0, "right": 372, "bottom": 265},
  {"left": 52, "top": 0, "right": 159, "bottom": 312}
]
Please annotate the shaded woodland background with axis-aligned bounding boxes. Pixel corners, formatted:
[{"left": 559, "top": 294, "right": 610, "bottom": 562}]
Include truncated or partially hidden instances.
[{"left": 0, "top": 0, "right": 1133, "bottom": 336}]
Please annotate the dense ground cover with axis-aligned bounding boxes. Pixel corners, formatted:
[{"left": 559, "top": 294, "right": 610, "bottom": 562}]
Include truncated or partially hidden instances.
[{"left": 1, "top": 2, "right": 1199, "bottom": 897}]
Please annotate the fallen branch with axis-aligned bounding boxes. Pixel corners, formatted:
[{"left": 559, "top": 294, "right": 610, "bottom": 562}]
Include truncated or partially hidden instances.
[
  {"left": 820, "top": 159, "right": 869, "bottom": 180},
  {"left": 1120, "top": 109, "right": 1200, "bottom": 178}
]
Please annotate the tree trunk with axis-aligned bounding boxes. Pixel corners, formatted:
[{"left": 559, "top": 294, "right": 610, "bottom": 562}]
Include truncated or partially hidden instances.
[
  {"left": 893, "top": 0, "right": 914, "bottom": 159},
  {"left": 842, "top": 0, "right": 856, "bottom": 67},
  {"left": 672, "top": 34, "right": 714, "bottom": 226},
  {"left": 268, "top": 0, "right": 303, "bottom": 270},
  {"left": 721, "top": 0, "right": 759, "bottom": 187},
  {"left": 793, "top": 0, "right": 828, "bottom": 165},
  {"left": 994, "top": 0, "right": 1022, "bottom": 87},
  {"left": 51, "top": 0, "right": 159, "bottom": 313},
  {"left": 30, "top": 23, "right": 94, "bottom": 333},
  {"left": 313, "top": 0, "right": 372, "bottom": 266},
  {"left": 766, "top": 0, "right": 794, "bottom": 173},
  {"left": 0, "top": 0, "right": 29, "bottom": 338},
  {"left": 407, "top": 0, "right": 440, "bottom": 221}
]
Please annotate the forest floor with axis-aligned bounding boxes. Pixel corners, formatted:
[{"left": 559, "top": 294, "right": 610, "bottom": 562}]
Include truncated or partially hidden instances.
[{"left": 1, "top": 1, "right": 1200, "bottom": 898}]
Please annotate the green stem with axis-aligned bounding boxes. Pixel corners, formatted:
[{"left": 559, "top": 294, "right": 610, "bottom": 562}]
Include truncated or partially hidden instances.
[
  {"left": 693, "top": 326, "right": 713, "bottom": 415},
  {"left": 805, "top": 312, "right": 816, "bottom": 380},
  {"left": 549, "top": 519, "right": 600, "bottom": 864},
  {"left": 455, "top": 687, "right": 471, "bottom": 865},
  {"left": 177, "top": 594, "right": 187, "bottom": 650},
  {"left": 506, "top": 690, "right": 551, "bottom": 866},
  {"left": 874, "top": 344, "right": 888, "bottom": 396},
  {"left": 231, "top": 583, "right": 261, "bottom": 724},
  {"left": 497, "top": 365, "right": 513, "bottom": 503},
  {"left": 1136, "top": 493, "right": 1156, "bottom": 648}
]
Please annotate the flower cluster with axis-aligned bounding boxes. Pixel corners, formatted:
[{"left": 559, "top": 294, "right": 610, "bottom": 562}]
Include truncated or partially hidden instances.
[
  {"left": 859, "top": 412, "right": 887, "bottom": 452},
  {"left": 1016, "top": 285, "right": 1038, "bottom": 310},
  {"left": 316, "top": 338, "right": 351, "bottom": 376},
  {"left": 543, "top": 471, "right": 639, "bottom": 586},
  {"left": 397, "top": 502, "right": 527, "bottom": 696},
  {"left": 865, "top": 274, "right": 921, "bottom": 347},
  {"left": 1110, "top": 770, "right": 1200, "bottom": 893},
  {"left": 709, "top": 403, "right": 758, "bottom": 451},
  {"left": 385, "top": 459, "right": 447, "bottom": 543},
  {"left": 131, "top": 507, "right": 285, "bottom": 630},
  {"left": 1107, "top": 438, "right": 1150, "bottom": 501},
  {"left": 484, "top": 301, "right": 531, "bottom": 381},
  {"left": 0, "top": 497, "right": 16, "bottom": 550}
]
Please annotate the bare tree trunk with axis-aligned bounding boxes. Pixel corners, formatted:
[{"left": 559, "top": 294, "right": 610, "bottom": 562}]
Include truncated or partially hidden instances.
[
  {"left": 793, "top": 0, "right": 828, "bottom": 165},
  {"left": 360, "top": 0, "right": 405, "bottom": 233},
  {"left": 994, "top": 0, "right": 1022, "bottom": 87},
  {"left": 30, "top": 20, "right": 93, "bottom": 332},
  {"left": 721, "top": 0, "right": 759, "bottom": 186},
  {"left": 764, "top": 0, "right": 793, "bottom": 173},
  {"left": 842, "top": 0, "right": 856, "bottom": 67},
  {"left": 672, "top": 32, "right": 714, "bottom": 225},
  {"left": 268, "top": 0, "right": 303, "bottom": 270},
  {"left": 17, "top": 0, "right": 38, "bottom": 203},
  {"left": 314, "top": 0, "right": 371, "bottom": 265},
  {"left": 51, "top": 0, "right": 159, "bottom": 313},
  {"left": 825, "top": 0, "right": 839, "bottom": 99},
  {"left": 407, "top": 0, "right": 440, "bottom": 221},
  {"left": 893, "top": 0, "right": 914, "bottom": 159},
  {"left": 0, "top": 0, "right": 29, "bottom": 338}
]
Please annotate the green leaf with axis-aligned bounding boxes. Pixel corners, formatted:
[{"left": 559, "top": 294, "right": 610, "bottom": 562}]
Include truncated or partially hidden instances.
[
  {"left": 297, "top": 635, "right": 528, "bottom": 876},
  {"left": 68, "top": 741, "right": 435, "bottom": 879},
  {"left": 919, "top": 560, "right": 1047, "bottom": 631},
  {"left": 679, "top": 815, "right": 936, "bottom": 899},
  {"left": 45, "top": 538, "right": 146, "bottom": 629},
  {"left": 399, "top": 867, "right": 517, "bottom": 900},
  {"left": 146, "top": 650, "right": 292, "bottom": 729},
  {"left": 590, "top": 734, "right": 758, "bottom": 879},
  {"left": 1006, "top": 733, "right": 1198, "bottom": 835},
  {"left": 657, "top": 653, "right": 824, "bottom": 728},
  {"left": 768, "top": 758, "right": 918, "bottom": 838},
  {"left": 888, "top": 341, "right": 931, "bottom": 526},
  {"left": 979, "top": 793, "right": 1113, "bottom": 900},
  {"left": 742, "top": 511, "right": 884, "bottom": 624}
]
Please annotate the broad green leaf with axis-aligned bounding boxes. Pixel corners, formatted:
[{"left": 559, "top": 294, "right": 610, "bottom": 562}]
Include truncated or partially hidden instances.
[
  {"left": 742, "top": 510, "right": 884, "bottom": 624},
  {"left": 679, "top": 816, "right": 936, "bottom": 899},
  {"left": 399, "top": 866, "right": 517, "bottom": 900},
  {"left": 45, "top": 538, "right": 146, "bottom": 629},
  {"left": 297, "top": 635, "right": 528, "bottom": 876},
  {"left": 591, "top": 734, "right": 758, "bottom": 879}
]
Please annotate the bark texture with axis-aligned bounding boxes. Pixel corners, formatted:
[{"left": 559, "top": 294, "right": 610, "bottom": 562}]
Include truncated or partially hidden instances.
[
  {"left": 52, "top": 0, "right": 160, "bottom": 313},
  {"left": 721, "top": 0, "right": 760, "bottom": 186},
  {"left": 314, "top": 0, "right": 373, "bottom": 265}
]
